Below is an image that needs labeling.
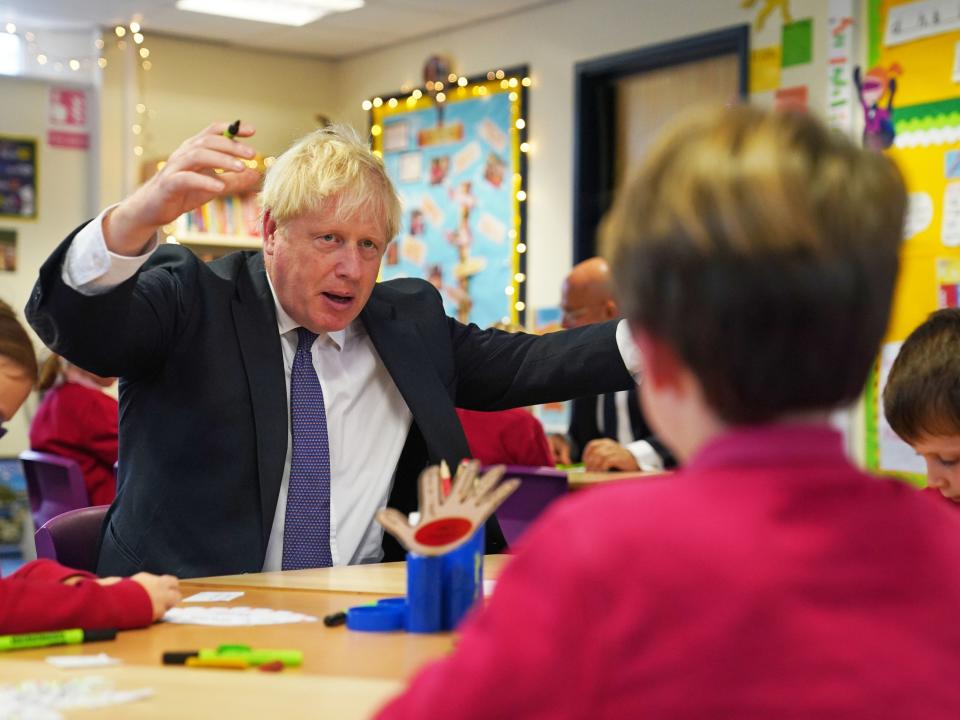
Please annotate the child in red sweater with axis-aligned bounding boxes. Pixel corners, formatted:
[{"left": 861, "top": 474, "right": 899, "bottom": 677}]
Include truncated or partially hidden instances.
[
  {"left": 30, "top": 354, "right": 119, "bottom": 506},
  {"left": 0, "top": 299, "right": 179, "bottom": 633},
  {"left": 377, "top": 107, "right": 960, "bottom": 718},
  {"left": 884, "top": 307, "right": 960, "bottom": 508}
]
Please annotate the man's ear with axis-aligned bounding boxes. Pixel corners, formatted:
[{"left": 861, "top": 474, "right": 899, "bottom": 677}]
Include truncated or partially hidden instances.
[
  {"left": 603, "top": 298, "right": 619, "bottom": 321},
  {"left": 262, "top": 209, "right": 277, "bottom": 254},
  {"left": 631, "top": 327, "right": 682, "bottom": 391}
]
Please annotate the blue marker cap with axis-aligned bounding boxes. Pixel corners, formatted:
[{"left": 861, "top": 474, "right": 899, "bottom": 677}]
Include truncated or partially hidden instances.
[{"left": 346, "top": 604, "right": 404, "bottom": 632}]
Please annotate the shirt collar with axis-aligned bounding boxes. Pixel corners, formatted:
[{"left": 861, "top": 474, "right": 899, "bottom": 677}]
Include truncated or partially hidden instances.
[
  {"left": 265, "top": 267, "right": 347, "bottom": 351},
  {"left": 685, "top": 423, "right": 848, "bottom": 473}
]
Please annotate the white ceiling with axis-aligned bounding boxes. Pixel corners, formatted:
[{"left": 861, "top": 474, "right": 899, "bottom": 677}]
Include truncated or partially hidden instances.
[{"left": 0, "top": 0, "right": 564, "bottom": 60}]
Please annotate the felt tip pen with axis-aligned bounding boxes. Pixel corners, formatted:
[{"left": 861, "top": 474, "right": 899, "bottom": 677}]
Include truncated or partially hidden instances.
[
  {"left": 0, "top": 628, "right": 117, "bottom": 652},
  {"left": 224, "top": 119, "right": 241, "bottom": 139},
  {"left": 163, "top": 645, "right": 302, "bottom": 667}
]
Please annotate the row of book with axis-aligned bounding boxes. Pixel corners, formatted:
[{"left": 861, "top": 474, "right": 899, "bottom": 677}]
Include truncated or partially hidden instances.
[{"left": 175, "top": 194, "right": 261, "bottom": 237}]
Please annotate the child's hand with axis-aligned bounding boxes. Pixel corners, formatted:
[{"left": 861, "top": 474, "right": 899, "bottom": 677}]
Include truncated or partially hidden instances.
[{"left": 129, "top": 572, "right": 181, "bottom": 620}]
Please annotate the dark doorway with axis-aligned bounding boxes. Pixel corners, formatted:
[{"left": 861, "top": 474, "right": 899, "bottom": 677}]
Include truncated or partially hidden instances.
[{"left": 573, "top": 26, "right": 749, "bottom": 261}]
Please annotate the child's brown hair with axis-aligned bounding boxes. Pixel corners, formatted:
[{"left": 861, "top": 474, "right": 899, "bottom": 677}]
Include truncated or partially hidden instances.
[
  {"left": 603, "top": 105, "right": 906, "bottom": 423},
  {"left": 883, "top": 308, "right": 960, "bottom": 442}
]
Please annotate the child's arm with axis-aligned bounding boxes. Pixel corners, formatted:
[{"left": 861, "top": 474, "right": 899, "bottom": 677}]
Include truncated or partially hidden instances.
[{"left": 1, "top": 561, "right": 180, "bottom": 634}]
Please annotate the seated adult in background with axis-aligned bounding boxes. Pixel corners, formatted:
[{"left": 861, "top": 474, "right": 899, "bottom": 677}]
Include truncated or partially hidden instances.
[
  {"left": 30, "top": 354, "right": 118, "bottom": 505},
  {"left": 0, "top": 299, "right": 179, "bottom": 633},
  {"left": 549, "top": 257, "right": 674, "bottom": 471},
  {"left": 375, "top": 106, "right": 960, "bottom": 718},
  {"left": 27, "top": 123, "right": 636, "bottom": 578}
]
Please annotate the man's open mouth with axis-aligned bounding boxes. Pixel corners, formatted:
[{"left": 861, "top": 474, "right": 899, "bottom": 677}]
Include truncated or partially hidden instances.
[{"left": 323, "top": 292, "right": 353, "bottom": 306}]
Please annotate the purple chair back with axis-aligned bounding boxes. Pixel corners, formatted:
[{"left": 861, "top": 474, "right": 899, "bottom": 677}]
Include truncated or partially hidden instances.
[
  {"left": 493, "top": 465, "right": 568, "bottom": 547},
  {"left": 34, "top": 505, "right": 109, "bottom": 572},
  {"left": 19, "top": 450, "right": 90, "bottom": 530}
]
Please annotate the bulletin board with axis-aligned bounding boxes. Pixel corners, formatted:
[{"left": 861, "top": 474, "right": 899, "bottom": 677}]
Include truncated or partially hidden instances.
[
  {"left": 864, "top": 0, "right": 960, "bottom": 480},
  {"left": 0, "top": 136, "right": 37, "bottom": 220},
  {"left": 369, "top": 66, "right": 529, "bottom": 328}
]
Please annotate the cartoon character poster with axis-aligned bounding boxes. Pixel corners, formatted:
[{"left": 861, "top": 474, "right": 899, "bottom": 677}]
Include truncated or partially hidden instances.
[{"left": 371, "top": 74, "right": 526, "bottom": 328}]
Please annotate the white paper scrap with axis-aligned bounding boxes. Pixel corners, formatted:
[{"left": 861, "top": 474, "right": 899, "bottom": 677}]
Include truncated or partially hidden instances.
[
  {"left": 0, "top": 676, "right": 153, "bottom": 719},
  {"left": 182, "top": 591, "right": 245, "bottom": 603},
  {"left": 46, "top": 654, "right": 121, "bottom": 669},
  {"left": 163, "top": 606, "right": 318, "bottom": 626}
]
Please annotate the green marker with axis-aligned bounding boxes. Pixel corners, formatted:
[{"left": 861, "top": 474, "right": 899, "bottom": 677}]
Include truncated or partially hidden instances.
[
  {"left": 0, "top": 628, "right": 117, "bottom": 652},
  {"left": 224, "top": 119, "right": 241, "bottom": 139},
  {"left": 163, "top": 644, "right": 302, "bottom": 667}
]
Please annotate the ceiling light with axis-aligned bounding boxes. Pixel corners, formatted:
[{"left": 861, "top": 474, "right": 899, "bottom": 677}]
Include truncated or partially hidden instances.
[{"left": 175, "top": 0, "right": 364, "bottom": 26}]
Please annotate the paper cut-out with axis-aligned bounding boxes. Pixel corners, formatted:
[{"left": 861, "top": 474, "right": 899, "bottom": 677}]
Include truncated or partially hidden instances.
[
  {"left": 854, "top": 64, "right": 901, "bottom": 150},
  {"left": 741, "top": 0, "right": 793, "bottom": 31},
  {"left": 377, "top": 460, "right": 519, "bottom": 556}
]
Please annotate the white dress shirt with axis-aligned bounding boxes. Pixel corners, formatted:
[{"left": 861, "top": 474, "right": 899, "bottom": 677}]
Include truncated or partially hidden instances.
[{"left": 63, "top": 210, "right": 412, "bottom": 568}]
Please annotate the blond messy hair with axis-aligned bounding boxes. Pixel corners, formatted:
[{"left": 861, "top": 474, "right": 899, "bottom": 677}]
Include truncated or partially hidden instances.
[{"left": 260, "top": 124, "right": 401, "bottom": 241}]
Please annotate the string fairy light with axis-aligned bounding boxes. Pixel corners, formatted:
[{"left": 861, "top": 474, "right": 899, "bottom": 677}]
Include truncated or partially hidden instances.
[{"left": 364, "top": 65, "right": 532, "bottom": 323}]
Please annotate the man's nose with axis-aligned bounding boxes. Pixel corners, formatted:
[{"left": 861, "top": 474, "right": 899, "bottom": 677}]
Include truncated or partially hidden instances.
[{"left": 335, "top": 244, "right": 362, "bottom": 278}]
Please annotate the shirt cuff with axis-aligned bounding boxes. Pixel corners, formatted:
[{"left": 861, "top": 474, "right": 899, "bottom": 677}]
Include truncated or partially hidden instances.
[
  {"left": 626, "top": 439, "right": 664, "bottom": 472},
  {"left": 615, "top": 319, "right": 642, "bottom": 379},
  {"left": 62, "top": 205, "right": 159, "bottom": 295}
]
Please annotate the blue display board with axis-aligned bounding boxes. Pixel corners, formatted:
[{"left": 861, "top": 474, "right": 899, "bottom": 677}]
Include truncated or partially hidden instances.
[{"left": 372, "top": 72, "right": 528, "bottom": 328}]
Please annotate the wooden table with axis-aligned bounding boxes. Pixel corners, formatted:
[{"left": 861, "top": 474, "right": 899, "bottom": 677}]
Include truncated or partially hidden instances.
[
  {"left": 189, "top": 553, "right": 511, "bottom": 593},
  {"left": 0, "top": 557, "right": 513, "bottom": 717},
  {"left": 567, "top": 469, "right": 664, "bottom": 490},
  {"left": 0, "top": 659, "right": 400, "bottom": 719}
]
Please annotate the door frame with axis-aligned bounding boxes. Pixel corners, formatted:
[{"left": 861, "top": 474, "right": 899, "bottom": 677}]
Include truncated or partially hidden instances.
[{"left": 572, "top": 25, "right": 750, "bottom": 262}]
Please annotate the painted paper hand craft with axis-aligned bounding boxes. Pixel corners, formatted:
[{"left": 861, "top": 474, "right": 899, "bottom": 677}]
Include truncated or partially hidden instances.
[{"left": 377, "top": 460, "right": 519, "bottom": 556}]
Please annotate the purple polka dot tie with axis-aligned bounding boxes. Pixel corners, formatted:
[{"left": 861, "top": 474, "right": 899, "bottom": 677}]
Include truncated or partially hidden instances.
[{"left": 282, "top": 327, "right": 333, "bottom": 570}]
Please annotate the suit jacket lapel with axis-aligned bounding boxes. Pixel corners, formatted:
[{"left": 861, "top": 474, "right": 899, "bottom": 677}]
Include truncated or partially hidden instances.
[
  {"left": 232, "top": 252, "right": 288, "bottom": 549},
  {"left": 361, "top": 289, "right": 470, "bottom": 467}
]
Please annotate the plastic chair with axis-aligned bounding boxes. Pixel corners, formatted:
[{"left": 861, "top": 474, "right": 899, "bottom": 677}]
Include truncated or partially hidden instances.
[
  {"left": 34, "top": 505, "right": 109, "bottom": 572},
  {"left": 18, "top": 450, "right": 91, "bottom": 530},
  {"left": 493, "top": 465, "right": 568, "bottom": 547}
]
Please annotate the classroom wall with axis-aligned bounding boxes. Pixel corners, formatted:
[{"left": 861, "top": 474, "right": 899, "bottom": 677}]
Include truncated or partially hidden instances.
[
  {"left": 0, "top": 75, "right": 93, "bottom": 457},
  {"left": 99, "top": 34, "right": 338, "bottom": 206},
  {"left": 330, "top": 0, "right": 831, "bottom": 313}
]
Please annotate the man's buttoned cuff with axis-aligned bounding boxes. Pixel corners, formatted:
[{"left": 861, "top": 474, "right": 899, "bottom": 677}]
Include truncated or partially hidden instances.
[
  {"left": 62, "top": 205, "right": 159, "bottom": 295},
  {"left": 615, "top": 319, "right": 642, "bottom": 379},
  {"left": 626, "top": 439, "right": 664, "bottom": 472}
]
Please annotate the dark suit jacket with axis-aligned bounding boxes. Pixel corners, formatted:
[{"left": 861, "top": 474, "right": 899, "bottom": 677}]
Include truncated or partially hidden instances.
[
  {"left": 568, "top": 387, "right": 675, "bottom": 467},
  {"left": 27, "top": 229, "right": 633, "bottom": 578}
]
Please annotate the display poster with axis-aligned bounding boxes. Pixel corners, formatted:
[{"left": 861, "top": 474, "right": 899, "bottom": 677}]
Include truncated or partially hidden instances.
[
  {"left": 372, "top": 71, "right": 527, "bottom": 328},
  {"left": 0, "top": 137, "right": 36, "bottom": 219}
]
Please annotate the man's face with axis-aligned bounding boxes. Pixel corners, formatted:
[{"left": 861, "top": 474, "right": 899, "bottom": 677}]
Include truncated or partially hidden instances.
[
  {"left": 264, "top": 198, "right": 387, "bottom": 333},
  {"left": 912, "top": 433, "right": 960, "bottom": 502},
  {"left": 560, "top": 280, "right": 613, "bottom": 329}
]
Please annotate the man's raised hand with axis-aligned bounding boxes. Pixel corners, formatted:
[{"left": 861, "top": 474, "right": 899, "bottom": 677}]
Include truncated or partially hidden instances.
[{"left": 104, "top": 121, "right": 262, "bottom": 256}]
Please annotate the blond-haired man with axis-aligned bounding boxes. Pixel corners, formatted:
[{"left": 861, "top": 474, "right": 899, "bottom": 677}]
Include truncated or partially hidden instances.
[{"left": 28, "top": 123, "right": 635, "bottom": 577}]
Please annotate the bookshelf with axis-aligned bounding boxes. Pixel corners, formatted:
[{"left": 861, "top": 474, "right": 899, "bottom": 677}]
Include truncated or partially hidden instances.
[
  {"left": 167, "top": 192, "right": 262, "bottom": 250},
  {"left": 142, "top": 158, "right": 264, "bottom": 258}
]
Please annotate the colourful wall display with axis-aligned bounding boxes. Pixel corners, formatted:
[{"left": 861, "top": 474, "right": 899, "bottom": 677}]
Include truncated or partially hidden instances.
[
  {"left": 0, "top": 137, "right": 37, "bottom": 220},
  {"left": 370, "top": 69, "right": 528, "bottom": 328},
  {"left": 865, "top": 0, "right": 960, "bottom": 480}
]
